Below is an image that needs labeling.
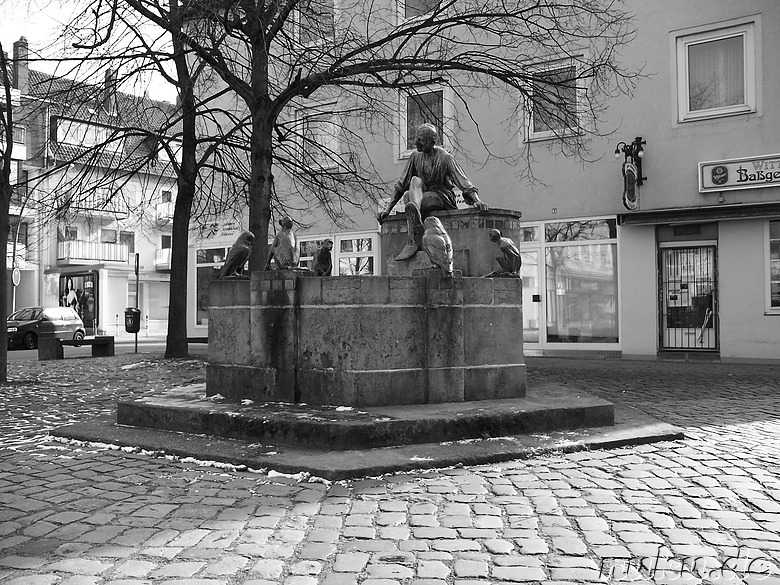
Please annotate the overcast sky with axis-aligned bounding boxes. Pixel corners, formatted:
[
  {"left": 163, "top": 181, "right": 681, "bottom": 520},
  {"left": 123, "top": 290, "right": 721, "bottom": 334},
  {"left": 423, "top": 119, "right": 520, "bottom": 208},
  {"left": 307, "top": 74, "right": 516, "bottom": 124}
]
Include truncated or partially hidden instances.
[{"left": 1, "top": 0, "right": 177, "bottom": 103}]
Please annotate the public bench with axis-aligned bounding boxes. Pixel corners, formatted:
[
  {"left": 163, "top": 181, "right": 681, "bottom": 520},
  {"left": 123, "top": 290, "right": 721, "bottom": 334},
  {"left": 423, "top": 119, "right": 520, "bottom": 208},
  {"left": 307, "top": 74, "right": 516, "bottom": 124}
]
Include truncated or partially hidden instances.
[{"left": 38, "top": 336, "right": 116, "bottom": 361}]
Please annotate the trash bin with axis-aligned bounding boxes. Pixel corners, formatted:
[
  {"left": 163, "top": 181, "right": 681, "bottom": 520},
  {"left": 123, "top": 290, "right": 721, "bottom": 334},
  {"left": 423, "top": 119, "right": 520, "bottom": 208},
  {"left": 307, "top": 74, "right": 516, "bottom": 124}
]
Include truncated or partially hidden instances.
[{"left": 124, "top": 307, "right": 141, "bottom": 334}]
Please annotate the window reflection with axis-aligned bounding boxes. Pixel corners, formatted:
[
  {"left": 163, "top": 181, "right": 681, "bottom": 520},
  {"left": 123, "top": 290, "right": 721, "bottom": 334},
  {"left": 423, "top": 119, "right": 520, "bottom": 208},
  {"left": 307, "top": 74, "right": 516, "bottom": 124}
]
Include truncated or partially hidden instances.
[
  {"left": 545, "top": 219, "right": 617, "bottom": 242},
  {"left": 339, "top": 257, "right": 373, "bottom": 276},
  {"left": 545, "top": 242, "right": 618, "bottom": 343}
]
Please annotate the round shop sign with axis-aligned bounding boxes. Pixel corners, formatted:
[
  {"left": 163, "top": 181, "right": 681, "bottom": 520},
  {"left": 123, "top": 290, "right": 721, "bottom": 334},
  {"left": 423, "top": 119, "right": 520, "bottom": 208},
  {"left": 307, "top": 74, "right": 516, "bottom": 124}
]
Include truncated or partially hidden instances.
[
  {"left": 11, "top": 268, "right": 20, "bottom": 287},
  {"left": 711, "top": 165, "right": 728, "bottom": 186}
]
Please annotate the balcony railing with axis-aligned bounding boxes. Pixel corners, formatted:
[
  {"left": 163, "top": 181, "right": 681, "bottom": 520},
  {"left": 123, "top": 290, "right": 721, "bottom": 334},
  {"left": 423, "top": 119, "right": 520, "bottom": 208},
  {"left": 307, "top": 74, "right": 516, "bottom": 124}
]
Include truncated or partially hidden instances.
[
  {"left": 54, "top": 190, "right": 128, "bottom": 218},
  {"left": 58, "top": 240, "right": 129, "bottom": 264},
  {"left": 155, "top": 201, "right": 175, "bottom": 225},
  {"left": 155, "top": 247, "right": 172, "bottom": 271}
]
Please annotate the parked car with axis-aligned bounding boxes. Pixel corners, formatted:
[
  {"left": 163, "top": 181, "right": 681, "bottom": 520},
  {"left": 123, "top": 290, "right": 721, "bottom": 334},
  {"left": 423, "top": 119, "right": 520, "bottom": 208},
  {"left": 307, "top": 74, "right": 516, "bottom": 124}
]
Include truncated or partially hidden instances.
[{"left": 7, "top": 306, "right": 86, "bottom": 350}]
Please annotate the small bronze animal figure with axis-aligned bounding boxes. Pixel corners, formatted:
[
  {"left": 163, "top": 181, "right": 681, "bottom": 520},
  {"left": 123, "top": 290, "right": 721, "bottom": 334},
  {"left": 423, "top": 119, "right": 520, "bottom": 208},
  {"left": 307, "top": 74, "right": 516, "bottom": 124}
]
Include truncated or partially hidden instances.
[
  {"left": 312, "top": 239, "right": 333, "bottom": 276},
  {"left": 485, "top": 228, "right": 521, "bottom": 277},
  {"left": 218, "top": 231, "right": 255, "bottom": 279},
  {"left": 265, "top": 216, "right": 299, "bottom": 270}
]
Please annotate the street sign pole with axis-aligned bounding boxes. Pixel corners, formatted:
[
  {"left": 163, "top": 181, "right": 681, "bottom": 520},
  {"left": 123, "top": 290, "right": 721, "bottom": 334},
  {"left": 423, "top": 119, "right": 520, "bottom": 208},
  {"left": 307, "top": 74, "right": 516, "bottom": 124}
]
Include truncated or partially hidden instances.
[{"left": 135, "top": 253, "right": 139, "bottom": 354}]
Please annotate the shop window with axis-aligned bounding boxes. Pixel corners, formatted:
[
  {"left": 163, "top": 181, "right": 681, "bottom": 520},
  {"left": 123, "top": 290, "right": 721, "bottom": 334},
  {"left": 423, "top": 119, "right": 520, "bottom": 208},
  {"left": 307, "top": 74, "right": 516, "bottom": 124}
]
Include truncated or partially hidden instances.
[
  {"left": 298, "top": 234, "right": 377, "bottom": 275},
  {"left": 527, "top": 64, "right": 579, "bottom": 140},
  {"left": 195, "top": 247, "right": 228, "bottom": 325},
  {"left": 675, "top": 20, "right": 756, "bottom": 122},
  {"left": 769, "top": 220, "right": 780, "bottom": 311},
  {"left": 544, "top": 219, "right": 618, "bottom": 344},
  {"left": 337, "top": 236, "right": 375, "bottom": 275},
  {"left": 298, "top": 238, "right": 331, "bottom": 272}
]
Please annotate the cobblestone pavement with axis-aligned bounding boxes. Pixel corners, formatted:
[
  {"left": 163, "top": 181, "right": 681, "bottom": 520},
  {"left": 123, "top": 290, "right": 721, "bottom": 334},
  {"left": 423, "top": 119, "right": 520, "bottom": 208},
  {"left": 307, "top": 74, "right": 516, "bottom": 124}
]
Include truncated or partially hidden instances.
[{"left": 1, "top": 354, "right": 779, "bottom": 585}]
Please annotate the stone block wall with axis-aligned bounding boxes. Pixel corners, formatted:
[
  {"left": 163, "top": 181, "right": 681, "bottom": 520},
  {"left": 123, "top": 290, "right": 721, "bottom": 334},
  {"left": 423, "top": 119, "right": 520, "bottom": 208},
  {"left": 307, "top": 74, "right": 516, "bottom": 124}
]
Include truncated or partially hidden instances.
[
  {"left": 381, "top": 208, "right": 522, "bottom": 276},
  {"left": 207, "top": 270, "right": 526, "bottom": 407}
]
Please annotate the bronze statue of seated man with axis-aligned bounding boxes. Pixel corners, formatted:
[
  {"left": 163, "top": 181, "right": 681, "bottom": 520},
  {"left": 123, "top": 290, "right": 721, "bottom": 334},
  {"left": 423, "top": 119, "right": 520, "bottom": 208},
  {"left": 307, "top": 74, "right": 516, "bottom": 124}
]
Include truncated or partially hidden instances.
[{"left": 377, "top": 123, "right": 488, "bottom": 261}]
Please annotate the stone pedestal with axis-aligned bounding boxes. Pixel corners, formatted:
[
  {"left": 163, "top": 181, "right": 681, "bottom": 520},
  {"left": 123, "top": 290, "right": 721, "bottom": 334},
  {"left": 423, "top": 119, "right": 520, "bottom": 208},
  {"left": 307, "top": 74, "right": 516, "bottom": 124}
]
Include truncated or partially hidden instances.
[
  {"left": 380, "top": 208, "right": 522, "bottom": 277},
  {"left": 207, "top": 270, "right": 526, "bottom": 407}
]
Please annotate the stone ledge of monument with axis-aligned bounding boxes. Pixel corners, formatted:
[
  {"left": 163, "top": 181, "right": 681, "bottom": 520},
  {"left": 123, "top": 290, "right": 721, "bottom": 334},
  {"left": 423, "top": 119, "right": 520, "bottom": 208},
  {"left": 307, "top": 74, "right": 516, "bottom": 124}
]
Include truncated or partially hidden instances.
[
  {"left": 388, "top": 277, "right": 426, "bottom": 304},
  {"left": 210, "top": 278, "right": 251, "bottom": 307},
  {"left": 380, "top": 207, "right": 521, "bottom": 225},
  {"left": 463, "top": 278, "right": 495, "bottom": 305}
]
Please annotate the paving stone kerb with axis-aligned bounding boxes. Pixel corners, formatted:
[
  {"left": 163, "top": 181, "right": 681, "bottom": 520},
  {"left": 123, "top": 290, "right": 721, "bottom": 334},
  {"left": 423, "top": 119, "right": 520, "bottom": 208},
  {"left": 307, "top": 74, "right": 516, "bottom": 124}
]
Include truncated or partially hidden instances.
[{"left": 207, "top": 271, "right": 526, "bottom": 407}]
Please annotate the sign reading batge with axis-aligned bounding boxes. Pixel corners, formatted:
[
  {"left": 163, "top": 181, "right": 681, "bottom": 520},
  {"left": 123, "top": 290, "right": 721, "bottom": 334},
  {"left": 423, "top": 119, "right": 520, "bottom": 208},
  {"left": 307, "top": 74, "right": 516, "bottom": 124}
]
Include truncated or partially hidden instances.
[{"left": 699, "top": 153, "right": 780, "bottom": 194}]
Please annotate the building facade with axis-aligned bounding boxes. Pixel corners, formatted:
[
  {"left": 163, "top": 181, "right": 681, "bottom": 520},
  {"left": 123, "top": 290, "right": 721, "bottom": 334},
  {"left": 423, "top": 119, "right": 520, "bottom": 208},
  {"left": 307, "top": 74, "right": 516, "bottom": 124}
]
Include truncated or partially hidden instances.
[
  {"left": 9, "top": 37, "right": 179, "bottom": 337},
  {"left": 185, "top": 1, "right": 778, "bottom": 362}
]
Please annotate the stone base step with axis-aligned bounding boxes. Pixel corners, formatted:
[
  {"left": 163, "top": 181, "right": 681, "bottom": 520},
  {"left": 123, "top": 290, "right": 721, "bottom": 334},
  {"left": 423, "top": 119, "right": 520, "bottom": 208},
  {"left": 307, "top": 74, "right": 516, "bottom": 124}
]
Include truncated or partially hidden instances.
[{"left": 115, "top": 383, "right": 614, "bottom": 451}]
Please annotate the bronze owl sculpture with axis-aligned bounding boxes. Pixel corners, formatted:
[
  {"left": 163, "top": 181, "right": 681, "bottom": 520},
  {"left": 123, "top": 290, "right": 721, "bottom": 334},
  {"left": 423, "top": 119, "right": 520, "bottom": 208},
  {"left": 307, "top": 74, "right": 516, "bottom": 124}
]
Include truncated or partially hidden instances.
[
  {"left": 218, "top": 231, "right": 255, "bottom": 279},
  {"left": 421, "top": 216, "right": 453, "bottom": 275}
]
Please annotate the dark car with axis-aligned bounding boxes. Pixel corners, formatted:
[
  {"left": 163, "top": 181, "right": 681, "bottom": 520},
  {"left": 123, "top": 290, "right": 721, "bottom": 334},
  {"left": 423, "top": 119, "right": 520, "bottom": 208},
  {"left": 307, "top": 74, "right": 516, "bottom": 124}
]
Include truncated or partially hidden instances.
[{"left": 7, "top": 306, "right": 86, "bottom": 350}]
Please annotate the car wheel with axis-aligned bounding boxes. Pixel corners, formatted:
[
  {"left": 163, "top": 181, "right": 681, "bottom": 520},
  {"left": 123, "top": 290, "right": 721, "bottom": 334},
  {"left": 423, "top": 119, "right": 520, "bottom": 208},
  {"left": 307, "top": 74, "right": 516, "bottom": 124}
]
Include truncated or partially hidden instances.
[
  {"left": 73, "top": 331, "right": 85, "bottom": 347},
  {"left": 23, "top": 333, "right": 37, "bottom": 350}
]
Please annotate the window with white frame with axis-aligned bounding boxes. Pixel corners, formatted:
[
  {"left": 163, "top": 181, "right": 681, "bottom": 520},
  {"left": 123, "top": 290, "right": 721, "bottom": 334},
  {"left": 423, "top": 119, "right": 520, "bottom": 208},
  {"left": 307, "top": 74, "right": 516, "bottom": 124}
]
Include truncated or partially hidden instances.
[
  {"left": 298, "top": 238, "right": 330, "bottom": 272},
  {"left": 400, "top": 86, "right": 449, "bottom": 157},
  {"left": 527, "top": 64, "right": 578, "bottom": 140},
  {"left": 769, "top": 220, "right": 780, "bottom": 311},
  {"left": 298, "top": 233, "right": 378, "bottom": 275},
  {"left": 337, "top": 235, "right": 375, "bottom": 275},
  {"left": 298, "top": 105, "right": 339, "bottom": 168},
  {"left": 298, "top": 0, "right": 334, "bottom": 45},
  {"left": 675, "top": 20, "right": 756, "bottom": 122}
]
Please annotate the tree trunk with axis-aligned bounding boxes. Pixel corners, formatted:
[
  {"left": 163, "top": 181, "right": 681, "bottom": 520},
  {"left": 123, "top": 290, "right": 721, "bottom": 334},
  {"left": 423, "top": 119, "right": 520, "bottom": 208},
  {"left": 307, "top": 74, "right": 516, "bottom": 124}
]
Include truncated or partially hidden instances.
[
  {"left": 248, "top": 109, "right": 274, "bottom": 271},
  {"left": 164, "top": 33, "right": 197, "bottom": 359},
  {"left": 0, "top": 182, "right": 9, "bottom": 383}
]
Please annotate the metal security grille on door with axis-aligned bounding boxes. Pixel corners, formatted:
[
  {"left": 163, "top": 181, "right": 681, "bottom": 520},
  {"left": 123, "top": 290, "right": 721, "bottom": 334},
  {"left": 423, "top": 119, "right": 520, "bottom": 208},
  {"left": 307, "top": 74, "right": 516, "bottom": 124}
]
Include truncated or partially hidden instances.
[{"left": 659, "top": 246, "right": 718, "bottom": 351}]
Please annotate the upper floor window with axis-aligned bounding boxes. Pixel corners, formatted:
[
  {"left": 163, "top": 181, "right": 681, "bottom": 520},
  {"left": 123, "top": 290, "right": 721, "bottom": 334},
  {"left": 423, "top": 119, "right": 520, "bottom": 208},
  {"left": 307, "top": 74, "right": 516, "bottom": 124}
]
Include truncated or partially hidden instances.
[
  {"left": 403, "top": 0, "right": 437, "bottom": 19},
  {"left": 298, "top": 0, "right": 334, "bottom": 45},
  {"left": 100, "top": 229, "right": 117, "bottom": 244},
  {"left": 12, "top": 126, "right": 25, "bottom": 144},
  {"left": 675, "top": 21, "right": 756, "bottom": 122},
  {"left": 297, "top": 104, "right": 339, "bottom": 168},
  {"left": 120, "top": 231, "right": 135, "bottom": 254},
  {"left": 527, "top": 64, "right": 578, "bottom": 140},
  {"left": 160, "top": 190, "right": 172, "bottom": 203},
  {"left": 57, "top": 118, "right": 123, "bottom": 152},
  {"left": 399, "top": 85, "right": 451, "bottom": 158},
  {"left": 769, "top": 220, "right": 780, "bottom": 312}
]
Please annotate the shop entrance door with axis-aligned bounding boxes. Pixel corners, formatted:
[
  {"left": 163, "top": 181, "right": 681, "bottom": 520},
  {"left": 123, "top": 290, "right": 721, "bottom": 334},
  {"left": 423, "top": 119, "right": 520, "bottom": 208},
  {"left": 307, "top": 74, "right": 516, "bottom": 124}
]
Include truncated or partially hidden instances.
[{"left": 659, "top": 245, "right": 718, "bottom": 351}]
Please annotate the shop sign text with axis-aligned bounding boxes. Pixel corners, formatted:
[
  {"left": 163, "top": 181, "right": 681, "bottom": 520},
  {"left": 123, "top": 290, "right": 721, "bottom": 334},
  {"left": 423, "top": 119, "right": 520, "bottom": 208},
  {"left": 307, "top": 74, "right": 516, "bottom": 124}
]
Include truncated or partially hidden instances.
[{"left": 699, "top": 153, "right": 780, "bottom": 193}]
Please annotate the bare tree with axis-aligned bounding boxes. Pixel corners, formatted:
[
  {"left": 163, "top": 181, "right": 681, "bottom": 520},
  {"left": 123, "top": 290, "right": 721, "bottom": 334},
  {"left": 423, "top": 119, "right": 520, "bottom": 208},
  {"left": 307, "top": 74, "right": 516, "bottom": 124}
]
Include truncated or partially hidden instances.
[
  {"left": 18, "top": 6, "right": 252, "bottom": 357},
  {"left": 115, "top": 0, "right": 639, "bottom": 268},
  {"left": 0, "top": 44, "right": 16, "bottom": 381}
]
